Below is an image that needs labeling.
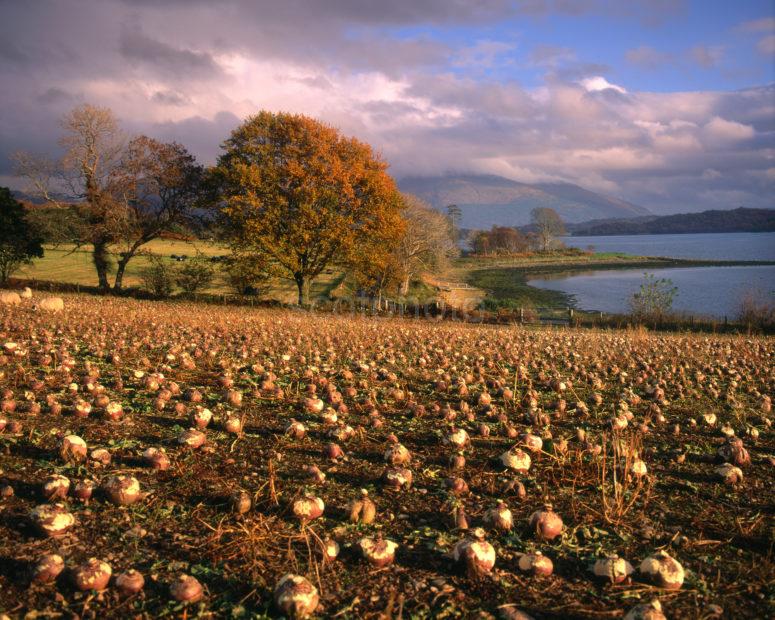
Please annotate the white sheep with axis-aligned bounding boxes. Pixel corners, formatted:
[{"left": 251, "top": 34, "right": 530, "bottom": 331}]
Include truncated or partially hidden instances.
[
  {"left": 0, "top": 291, "right": 21, "bottom": 305},
  {"left": 36, "top": 297, "right": 65, "bottom": 312}
]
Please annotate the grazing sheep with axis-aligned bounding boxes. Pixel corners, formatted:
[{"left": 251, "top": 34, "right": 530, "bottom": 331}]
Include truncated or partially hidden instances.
[
  {"left": 0, "top": 291, "right": 21, "bottom": 305},
  {"left": 36, "top": 297, "right": 64, "bottom": 312},
  {"left": 20, "top": 287, "right": 33, "bottom": 299}
]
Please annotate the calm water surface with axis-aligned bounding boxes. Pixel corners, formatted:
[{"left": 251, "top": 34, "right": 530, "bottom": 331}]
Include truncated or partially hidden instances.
[
  {"left": 531, "top": 233, "right": 775, "bottom": 318},
  {"left": 563, "top": 232, "right": 775, "bottom": 261}
]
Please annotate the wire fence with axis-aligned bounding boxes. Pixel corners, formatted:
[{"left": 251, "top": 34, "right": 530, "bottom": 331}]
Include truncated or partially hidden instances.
[{"left": 6, "top": 277, "right": 769, "bottom": 335}]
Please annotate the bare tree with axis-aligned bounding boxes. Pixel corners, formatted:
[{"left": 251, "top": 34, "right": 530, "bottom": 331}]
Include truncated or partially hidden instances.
[
  {"left": 531, "top": 207, "right": 566, "bottom": 252},
  {"left": 446, "top": 203, "right": 462, "bottom": 240},
  {"left": 15, "top": 104, "right": 126, "bottom": 290},
  {"left": 397, "top": 194, "right": 458, "bottom": 295},
  {"left": 15, "top": 105, "right": 203, "bottom": 291},
  {"left": 470, "top": 229, "right": 491, "bottom": 255}
]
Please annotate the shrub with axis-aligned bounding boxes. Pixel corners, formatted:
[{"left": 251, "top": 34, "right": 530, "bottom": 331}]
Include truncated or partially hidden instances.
[
  {"left": 737, "top": 290, "right": 775, "bottom": 330},
  {"left": 0, "top": 187, "right": 44, "bottom": 285},
  {"left": 140, "top": 257, "right": 176, "bottom": 298},
  {"left": 629, "top": 273, "right": 677, "bottom": 322},
  {"left": 223, "top": 254, "right": 271, "bottom": 296},
  {"left": 176, "top": 256, "right": 215, "bottom": 294}
]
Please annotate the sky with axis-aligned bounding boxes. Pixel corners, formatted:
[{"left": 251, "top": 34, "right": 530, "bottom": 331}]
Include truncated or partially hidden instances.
[{"left": 0, "top": 0, "right": 773, "bottom": 214}]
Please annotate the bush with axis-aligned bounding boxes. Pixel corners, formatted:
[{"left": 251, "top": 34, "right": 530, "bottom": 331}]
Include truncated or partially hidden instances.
[
  {"left": 629, "top": 273, "right": 677, "bottom": 322},
  {"left": 176, "top": 256, "right": 215, "bottom": 294},
  {"left": 140, "top": 257, "right": 176, "bottom": 298},
  {"left": 223, "top": 254, "right": 271, "bottom": 295},
  {"left": 0, "top": 187, "right": 44, "bottom": 285},
  {"left": 737, "top": 290, "right": 775, "bottom": 330}
]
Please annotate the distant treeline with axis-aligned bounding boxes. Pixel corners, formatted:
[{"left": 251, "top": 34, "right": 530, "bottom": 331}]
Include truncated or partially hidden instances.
[{"left": 570, "top": 207, "right": 775, "bottom": 236}]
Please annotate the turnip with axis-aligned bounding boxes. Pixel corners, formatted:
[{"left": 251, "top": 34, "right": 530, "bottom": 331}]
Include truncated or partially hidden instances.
[
  {"left": 452, "top": 528, "right": 495, "bottom": 578},
  {"left": 274, "top": 574, "right": 319, "bottom": 618},
  {"left": 529, "top": 504, "right": 564, "bottom": 540},
  {"left": 72, "top": 558, "right": 112, "bottom": 591}
]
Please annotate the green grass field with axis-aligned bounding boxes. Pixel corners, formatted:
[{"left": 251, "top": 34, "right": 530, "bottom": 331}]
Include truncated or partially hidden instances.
[
  {"left": 20, "top": 243, "right": 766, "bottom": 311},
  {"left": 17, "top": 240, "right": 344, "bottom": 304}
]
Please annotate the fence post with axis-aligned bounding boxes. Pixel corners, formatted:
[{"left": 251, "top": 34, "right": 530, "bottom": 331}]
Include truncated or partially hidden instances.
[
  {"left": 519, "top": 307, "right": 524, "bottom": 324},
  {"left": 568, "top": 308, "right": 574, "bottom": 323}
]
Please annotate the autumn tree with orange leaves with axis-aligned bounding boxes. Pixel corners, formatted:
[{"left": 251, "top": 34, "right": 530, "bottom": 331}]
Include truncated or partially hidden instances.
[{"left": 215, "top": 111, "right": 405, "bottom": 306}]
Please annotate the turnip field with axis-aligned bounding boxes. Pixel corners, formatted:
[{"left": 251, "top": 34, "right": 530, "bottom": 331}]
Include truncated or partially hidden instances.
[{"left": 0, "top": 294, "right": 772, "bottom": 619}]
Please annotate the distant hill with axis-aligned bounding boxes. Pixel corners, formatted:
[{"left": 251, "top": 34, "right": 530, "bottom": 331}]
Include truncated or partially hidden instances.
[
  {"left": 569, "top": 207, "right": 775, "bottom": 235},
  {"left": 398, "top": 174, "right": 650, "bottom": 228}
]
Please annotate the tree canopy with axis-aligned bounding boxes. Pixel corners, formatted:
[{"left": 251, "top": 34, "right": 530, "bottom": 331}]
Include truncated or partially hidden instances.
[
  {"left": 630, "top": 273, "right": 678, "bottom": 321},
  {"left": 0, "top": 187, "right": 44, "bottom": 285},
  {"left": 14, "top": 104, "right": 203, "bottom": 291},
  {"left": 215, "top": 111, "right": 405, "bottom": 305},
  {"left": 111, "top": 135, "right": 204, "bottom": 289},
  {"left": 470, "top": 225, "right": 530, "bottom": 255},
  {"left": 395, "top": 194, "right": 458, "bottom": 294},
  {"left": 531, "top": 207, "right": 566, "bottom": 251}
]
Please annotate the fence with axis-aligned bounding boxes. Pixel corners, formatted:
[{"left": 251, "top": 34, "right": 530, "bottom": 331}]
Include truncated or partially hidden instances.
[
  {"left": 6, "top": 277, "right": 770, "bottom": 334},
  {"left": 434, "top": 280, "right": 476, "bottom": 292}
]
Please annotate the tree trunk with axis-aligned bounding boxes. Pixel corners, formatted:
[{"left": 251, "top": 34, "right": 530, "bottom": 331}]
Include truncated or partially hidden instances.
[
  {"left": 92, "top": 240, "right": 111, "bottom": 291},
  {"left": 113, "top": 254, "right": 132, "bottom": 291},
  {"left": 295, "top": 274, "right": 310, "bottom": 306},
  {"left": 400, "top": 274, "right": 410, "bottom": 296},
  {"left": 0, "top": 261, "right": 12, "bottom": 287}
]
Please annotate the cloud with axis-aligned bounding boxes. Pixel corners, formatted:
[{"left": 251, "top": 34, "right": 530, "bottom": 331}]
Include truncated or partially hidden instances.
[
  {"left": 625, "top": 45, "right": 671, "bottom": 69},
  {"left": 702, "top": 116, "right": 755, "bottom": 144},
  {"left": 0, "top": 39, "right": 29, "bottom": 64},
  {"left": 118, "top": 25, "right": 223, "bottom": 79},
  {"left": 529, "top": 45, "right": 576, "bottom": 67},
  {"left": 689, "top": 45, "right": 725, "bottom": 68},
  {"left": 151, "top": 90, "right": 191, "bottom": 106},
  {"left": 757, "top": 34, "right": 775, "bottom": 56},
  {"left": 117, "top": 0, "right": 519, "bottom": 25},
  {"left": 0, "top": 0, "right": 772, "bottom": 214},
  {"left": 737, "top": 16, "right": 775, "bottom": 32},
  {"left": 579, "top": 76, "right": 627, "bottom": 94},
  {"left": 454, "top": 40, "right": 516, "bottom": 68},
  {"left": 36, "top": 87, "right": 75, "bottom": 105}
]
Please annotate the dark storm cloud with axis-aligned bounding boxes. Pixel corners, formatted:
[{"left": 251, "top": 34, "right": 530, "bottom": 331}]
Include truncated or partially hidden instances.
[
  {"left": 137, "top": 111, "right": 243, "bottom": 164},
  {"left": 0, "top": 38, "right": 29, "bottom": 64},
  {"left": 36, "top": 87, "right": 75, "bottom": 105},
  {"left": 151, "top": 90, "right": 192, "bottom": 106},
  {"left": 119, "top": 25, "right": 223, "bottom": 79},
  {"left": 0, "top": 0, "right": 771, "bottom": 213},
  {"left": 116, "top": 0, "right": 518, "bottom": 25}
]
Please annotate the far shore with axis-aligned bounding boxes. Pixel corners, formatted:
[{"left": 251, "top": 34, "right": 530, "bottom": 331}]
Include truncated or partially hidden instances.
[{"left": 442, "top": 252, "right": 775, "bottom": 311}]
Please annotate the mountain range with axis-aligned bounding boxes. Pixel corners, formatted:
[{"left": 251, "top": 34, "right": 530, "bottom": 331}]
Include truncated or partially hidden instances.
[
  {"left": 398, "top": 174, "right": 651, "bottom": 228},
  {"left": 568, "top": 207, "right": 775, "bottom": 235}
]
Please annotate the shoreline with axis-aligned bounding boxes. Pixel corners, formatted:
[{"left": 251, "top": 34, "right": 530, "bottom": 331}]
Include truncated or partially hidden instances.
[
  {"left": 460, "top": 255, "right": 775, "bottom": 311},
  {"left": 568, "top": 230, "right": 775, "bottom": 237}
]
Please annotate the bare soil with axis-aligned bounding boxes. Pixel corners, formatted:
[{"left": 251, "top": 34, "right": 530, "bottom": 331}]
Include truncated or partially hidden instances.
[{"left": 0, "top": 294, "right": 772, "bottom": 619}]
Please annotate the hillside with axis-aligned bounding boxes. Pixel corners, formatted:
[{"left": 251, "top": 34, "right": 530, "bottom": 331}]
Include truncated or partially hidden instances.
[
  {"left": 570, "top": 207, "right": 775, "bottom": 235},
  {"left": 398, "top": 174, "right": 650, "bottom": 228}
]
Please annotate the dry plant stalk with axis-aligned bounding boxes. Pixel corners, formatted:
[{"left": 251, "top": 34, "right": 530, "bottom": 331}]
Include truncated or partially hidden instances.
[{"left": 598, "top": 431, "right": 651, "bottom": 525}]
